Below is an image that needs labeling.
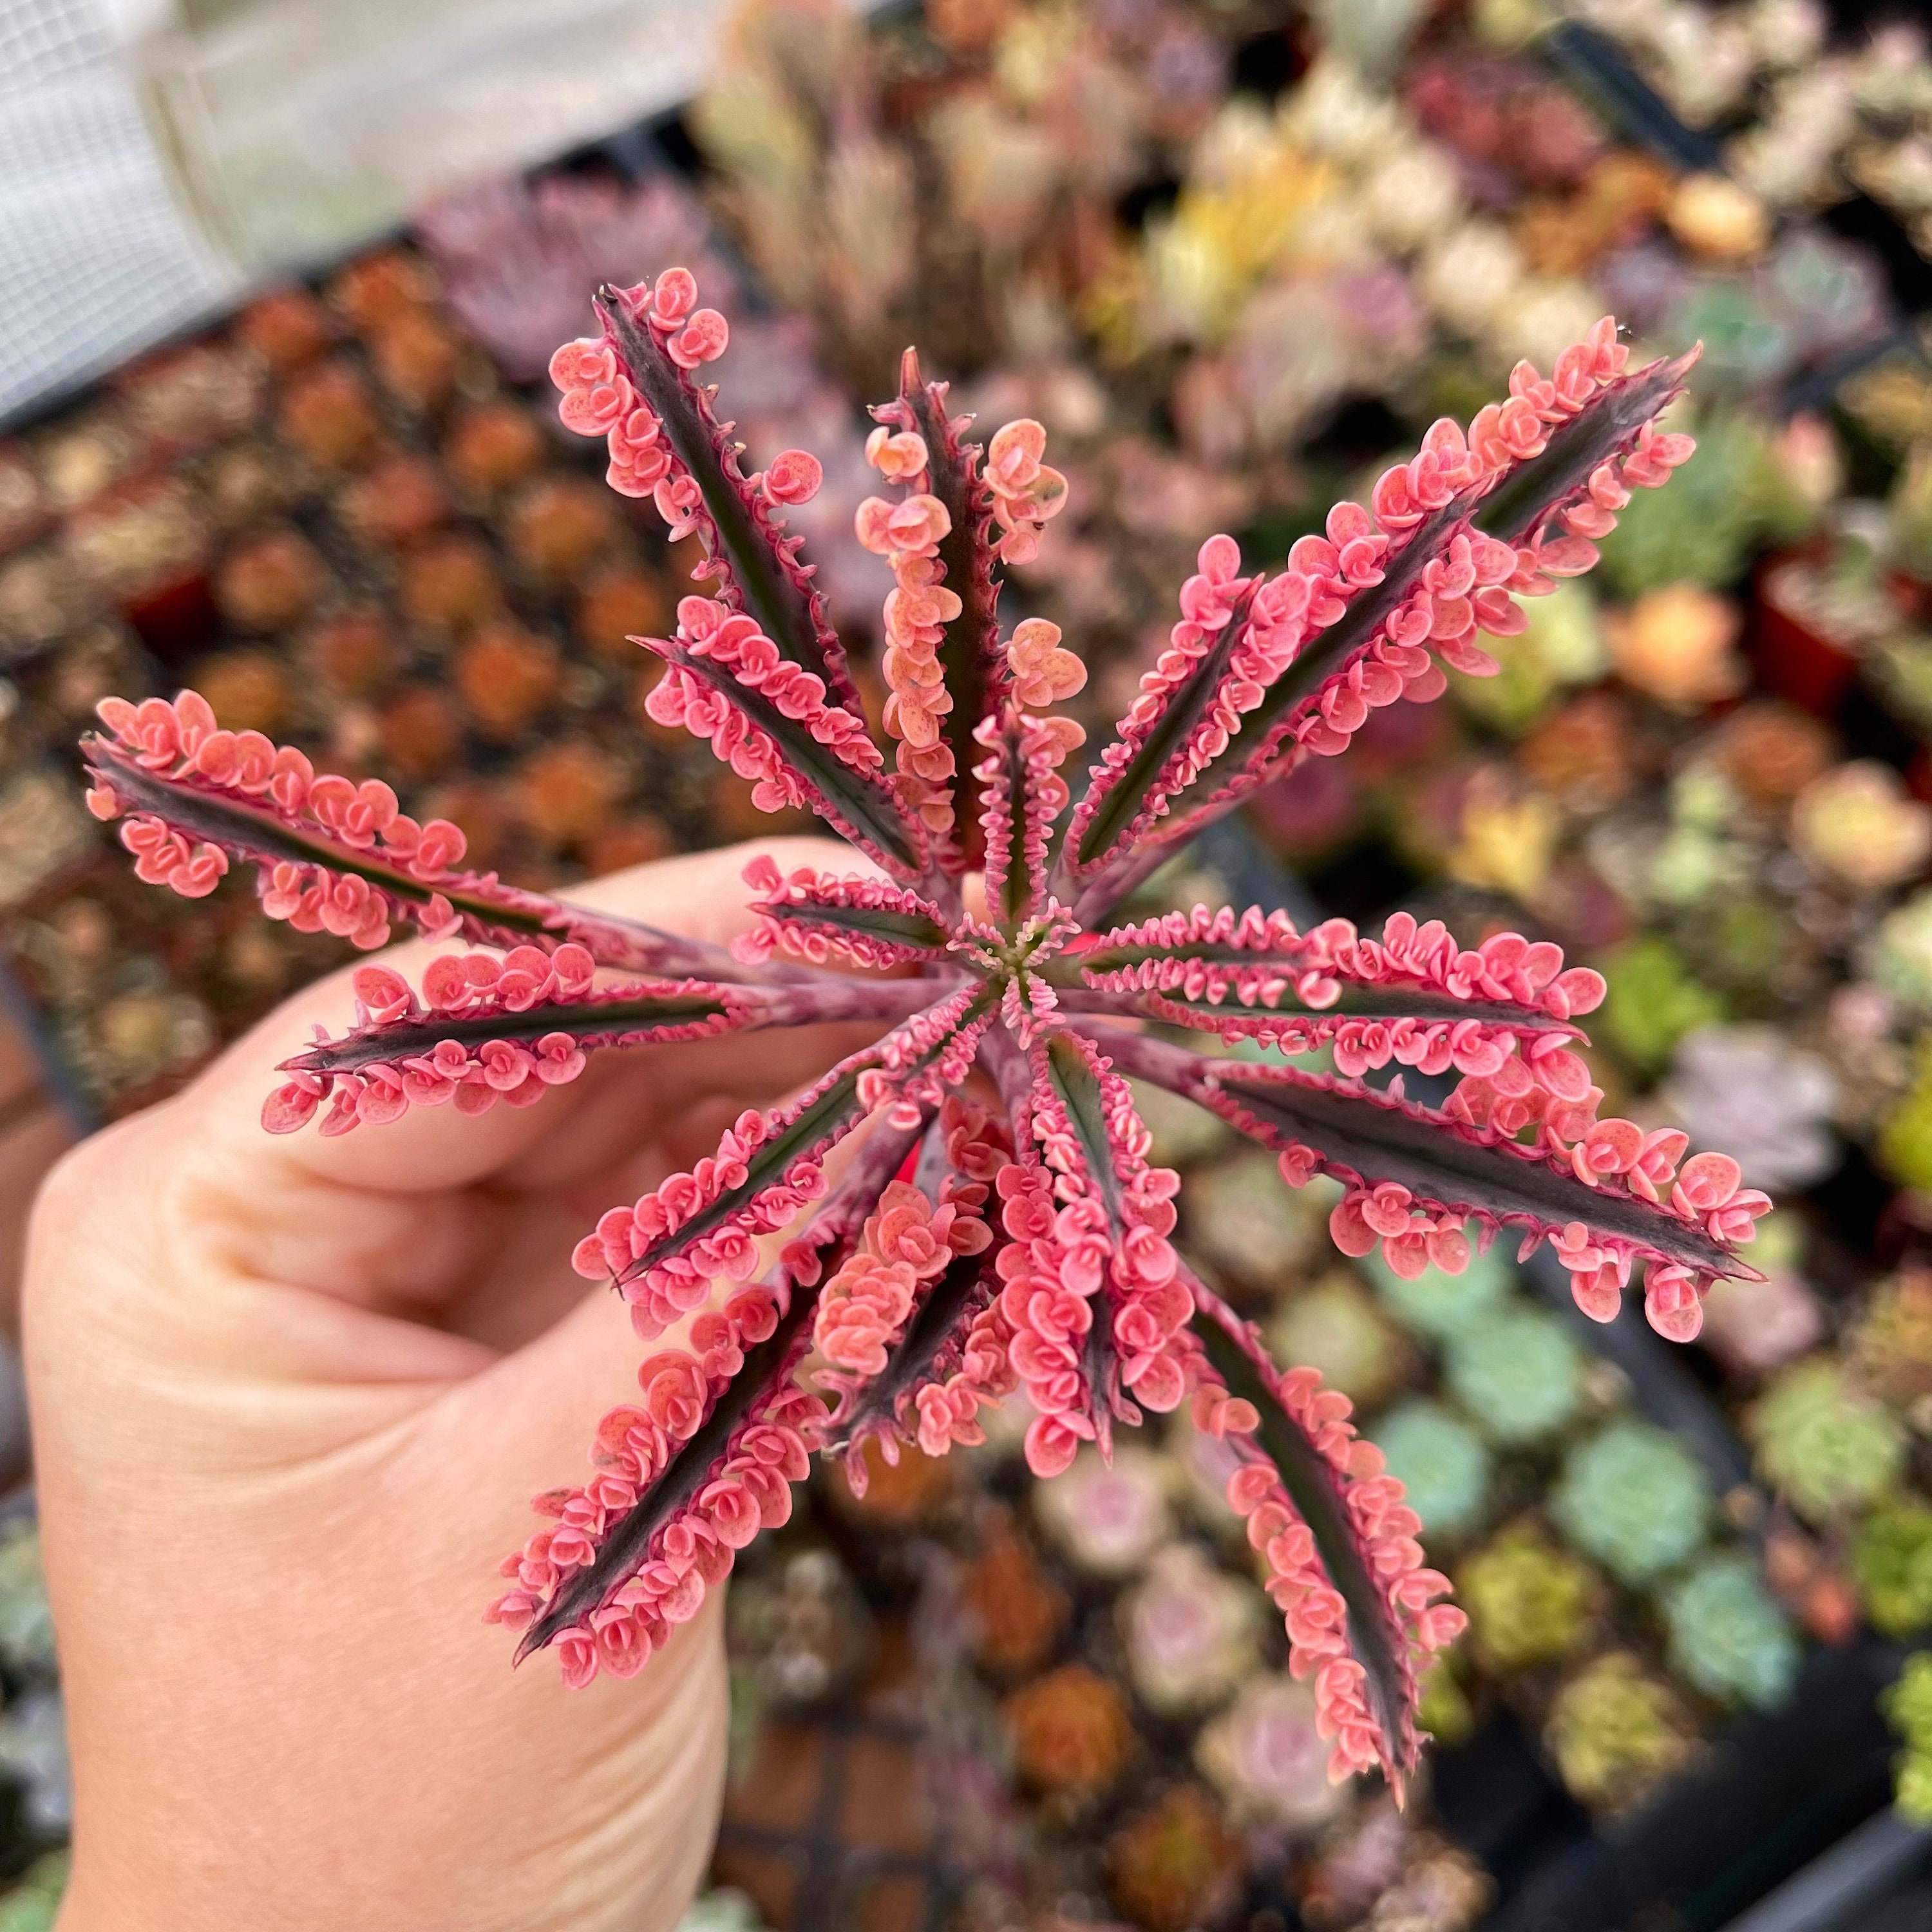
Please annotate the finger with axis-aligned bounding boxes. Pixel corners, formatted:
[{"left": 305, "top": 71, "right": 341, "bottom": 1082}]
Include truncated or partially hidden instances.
[{"left": 185, "top": 837, "right": 866, "bottom": 1197}]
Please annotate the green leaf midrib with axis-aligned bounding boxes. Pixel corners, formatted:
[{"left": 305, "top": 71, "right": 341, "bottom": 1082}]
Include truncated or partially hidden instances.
[
  {"left": 520, "top": 1283, "right": 818, "bottom": 1655},
  {"left": 772, "top": 900, "right": 949, "bottom": 951},
  {"left": 603, "top": 294, "right": 840, "bottom": 698},
  {"left": 1191, "top": 1310, "right": 1411, "bottom": 1765},
  {"left": 1044, "top": 1032, "right": 1126, "bottom": 1225},
  {"left": 905, "top": 381, "right": 998, "bottom": 820},
  {"left": 1153, "top": 493, "right": 1476, "bottom": 831},
  {"left": 290, "top": 992, "right": 740, "bottom": 1072},
  {"left": 667, "top": 647, "right": 919, "bottom": 871},
  {"left": 1074, "top": 584, "right": 1256, "bottom": 868},
  {"left": 87, "top": 741, "right": 553, "bottom": 937},
  {"left": 1121, "top": 984, "right": 1570, "bottom": 1029},
  {"left": 1469, "top": 354, "right": 1691, "bottom": 545},
  {"left": 623, "top": 1068, "right": 867, "bottom": 1283},
  {"left": 618, "top": 982, "right": 998, "bottom": 1287},
  {"left": 1156, "top": 353, "right": 1692, "bottom": 830},
  {"left": 821, "top": 1247, "right": 990, "bottom": 1453}
]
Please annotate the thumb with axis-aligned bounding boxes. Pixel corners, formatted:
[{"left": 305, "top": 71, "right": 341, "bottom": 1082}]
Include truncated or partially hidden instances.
[{"left": 421, "top": 1273, "right": 652, "bottom": 1561}]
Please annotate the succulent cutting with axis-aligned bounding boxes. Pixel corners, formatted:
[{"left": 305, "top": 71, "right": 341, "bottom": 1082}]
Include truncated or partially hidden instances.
[{"left": 76, "top": 266, "right": 1768, "bottom": 1792}]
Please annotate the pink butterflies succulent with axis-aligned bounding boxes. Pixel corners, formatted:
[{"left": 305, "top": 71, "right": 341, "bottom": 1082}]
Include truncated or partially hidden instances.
[{"left": 78, "top": 268, "right": 1766, "bottom": 1794}]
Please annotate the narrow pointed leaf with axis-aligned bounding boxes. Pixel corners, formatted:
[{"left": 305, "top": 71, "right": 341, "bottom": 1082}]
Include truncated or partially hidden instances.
[
  {"left": 1209, "top": 1062, "right": 1732, "bottom": 1271},
  {"left": 85, "top": 729, "right": 747, "bottom": 980},
  {"left": 616, "top": 1064, "right": 874, "bottom": 1290},
  {"left": 520, "top": 1111, "right": 931, "bottom": 1658},
  {"left": 744, "top": 869, "right": 953, "bottom": 967},
  {"left": 1076, "top": 907, "right": 1600, "bottom": 1103},
  {"left": 652, "top": 639, "right": 923, "bottom": 875},
  {"left": 603, "top": 983, "right": 998, "bottom": 1294},
  {"left": 598, "top": 288, "right": 863, "bottom": 714},
  {"left": 269, "top": 971, "right": 938, "bottom": 1138},
  {"left": 773, "top": 901, "right": 951, "bottom": 955},
  {"left": 976, "top": 707, "right": 1058, "bottom": 929},
  {"left": 269, "top": 974, "right": 757, "bottom": 1134},
  {"left": 1028, "top": 1036, "right": 1159, "bottom": 1445},
  {"left": 1084, "top": 1025, "right": 1736, "bottom": 1278},
  {"left": 289, "top": 987, "right": 750, "bottom": 1078},
  {"left": 1117, "top": 987, "right": 1573, "bottom": 1030},
  {"left": 1070, "top": 583, "right": 1258, "bottom": 873},
  {"left": 1189, "top": 1293, "right": 1415, "bottom": 1772},
  {"left": 1041, "top": 1031, "right": 1126, "bottom": 1224},
  {"left": 1068, "top": 345, "right": 1700, "bottom": 923},
  {"left": 820, "top": 1247, "right": 993, "bottom": 1455},
  {"left": 1470, "top": 348, "right": 1700, "bottom": 544},
  {"left": 1043, "top": 1032, "right": 1128, "bottom": 1436},
  {"left": 895, "top": 356, "right": 1005, "bottom": 867},
  {"left": 517, "top": 1284, "right": 819, "bottom": 1658},
  {"left": 1165, "top": 349, "right": 1698, "bottom": 827}
]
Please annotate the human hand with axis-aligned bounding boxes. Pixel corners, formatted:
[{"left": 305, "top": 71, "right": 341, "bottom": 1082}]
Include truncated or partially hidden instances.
[{"left": 25, "top": 840, "right": 867, "bottom": 1932}]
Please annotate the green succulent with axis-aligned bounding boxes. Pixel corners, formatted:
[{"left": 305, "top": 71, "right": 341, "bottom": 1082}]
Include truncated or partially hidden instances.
[
  {"left": 1471, "top": 0, "right": 1550, "bottom": 48},
  {"left": 1450, "top": 579, "right": 1605, "bottom": 734},
  {"left": 1885, "top": 1651, "right": 1932, "bottom": 1827},
  {"left": 1698, "top": 896, "right": 1798, "bottom": 999},
  {"left": 1899, "top": 1749, "right": 1932, "bottom": 1827},
  {"left": 1880, "top": 1039, "right": 1932, "bottom": 1193},
  {"left": 1596, "top": 408, "right": 1812, "bottom": 596},
  {"left": 1855, "top": 1496, "right": 1932, "bottom": 1638},
  {"left": 1747, "top": 1358, "right": 1906, "bottom": 1525},
  {"left": 1267, "top": 1273, "right": 1406, "bottom": 1407},
  {"left": 1662, "top": 285, "right": 1790, "bottom": 399},
  {"left": 1444, "top": 1306, "right": 1584, "bottom": 1447},
  {"left": 0, "top": 1854, "right": 66, "bottom": 1932},
  {"left": 1417, "top": 1649, "right": 1477, "bottom": 1749},
  {"left": 1372, "top": 1400, "right": 1493, "bottom": 1542},
  {"left": 1873, "top": 893, "right": 1932, "bottom": 1014},
  {"left": 1853, "top": 1271, "right": 1932, "bottom": 1406},
  {"left": 1595, "top": 935, "right": 1725, "bottom": 1079},
  {"left": 1545, "top": 1651, "right": 1698, "bottom": 1815},
  {"left": 1363, "top": 1239, "right": 1514, "bottom": 1341},
  {"left": 1663, "top": 1551, "right": 1800, "bottom": 1712},
  {"left": 1457, "top": 1525, "right": 1596, "bottom": 1673},
  {"left": 1184, "top": 1150, "right": 1327, "bottom": 1286},
  {"left": 1649, "top": 773, "right": 1752, "bottom": 911},
  {"left": 1130, "top": 1078, "right": 1231, "bottom": 1169},
  {"left": 1745, "top": 1209, "right": 1807, "bottom": 1281},
  {"left": 674, "top": 1891, "right": 771, "bottom": 1932},
  {"left": 0, "top": 1529, "right": 55, "bottom": 1679},
  {"left": 1888, "top": 1650, "right": 1932, "bottom": 1750},
  {"left": 1870, "top": 634, "right": 1932, "bottom": 741},
  {"left": 1551, "top": 1421, "right": 1712, "bottom": 1586},
  {"left": 1888, "top": 444, "right": 1932, "bottom": 582},
  {"left": 1671, "top": 765, "right": 1739, "bottom": 837}
]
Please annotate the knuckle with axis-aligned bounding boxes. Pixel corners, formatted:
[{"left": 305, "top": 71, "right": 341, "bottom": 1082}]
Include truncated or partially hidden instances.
[{"left": 25, "top": 1113, "right": 150, "bottom": 1270}]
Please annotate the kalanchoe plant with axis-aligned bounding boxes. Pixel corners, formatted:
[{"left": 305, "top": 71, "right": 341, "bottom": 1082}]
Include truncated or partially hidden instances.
[{"left": 77, "top": 266, "right": 1768, "bottom": 1794}]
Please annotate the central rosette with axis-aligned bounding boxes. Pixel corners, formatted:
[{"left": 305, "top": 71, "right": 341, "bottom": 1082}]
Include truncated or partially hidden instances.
[{"left": 952, "top": 904, "right": 1081, "bottom": 1043}]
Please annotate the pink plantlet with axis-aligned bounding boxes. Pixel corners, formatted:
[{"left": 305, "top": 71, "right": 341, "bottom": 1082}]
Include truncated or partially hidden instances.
[
  {"left": 864, "top": 425, "right": 929, "bottom": 482},
  {"left": 1189, "top": 1280, "right": 1459, "bottom": 1795},
  {"left": 81, "top": 270, "right": 1755, "bottom": 1798},
  {"left": 758, "top": 449, "right": 822, "bottom": 507},
  {"left": 733, "top": 856, "right": 952, "bottom": 971},
  {"left": 982, "top": 417, "right": 1068, "bottom": 565},
  {"left": 80, "top": 694, "right": 748, "bottom": 976}
]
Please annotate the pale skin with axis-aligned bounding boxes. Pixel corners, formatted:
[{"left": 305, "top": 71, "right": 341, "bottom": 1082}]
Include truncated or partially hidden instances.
[{"left": 24, "top": 839, "right": 874, "bottom": 1932}]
